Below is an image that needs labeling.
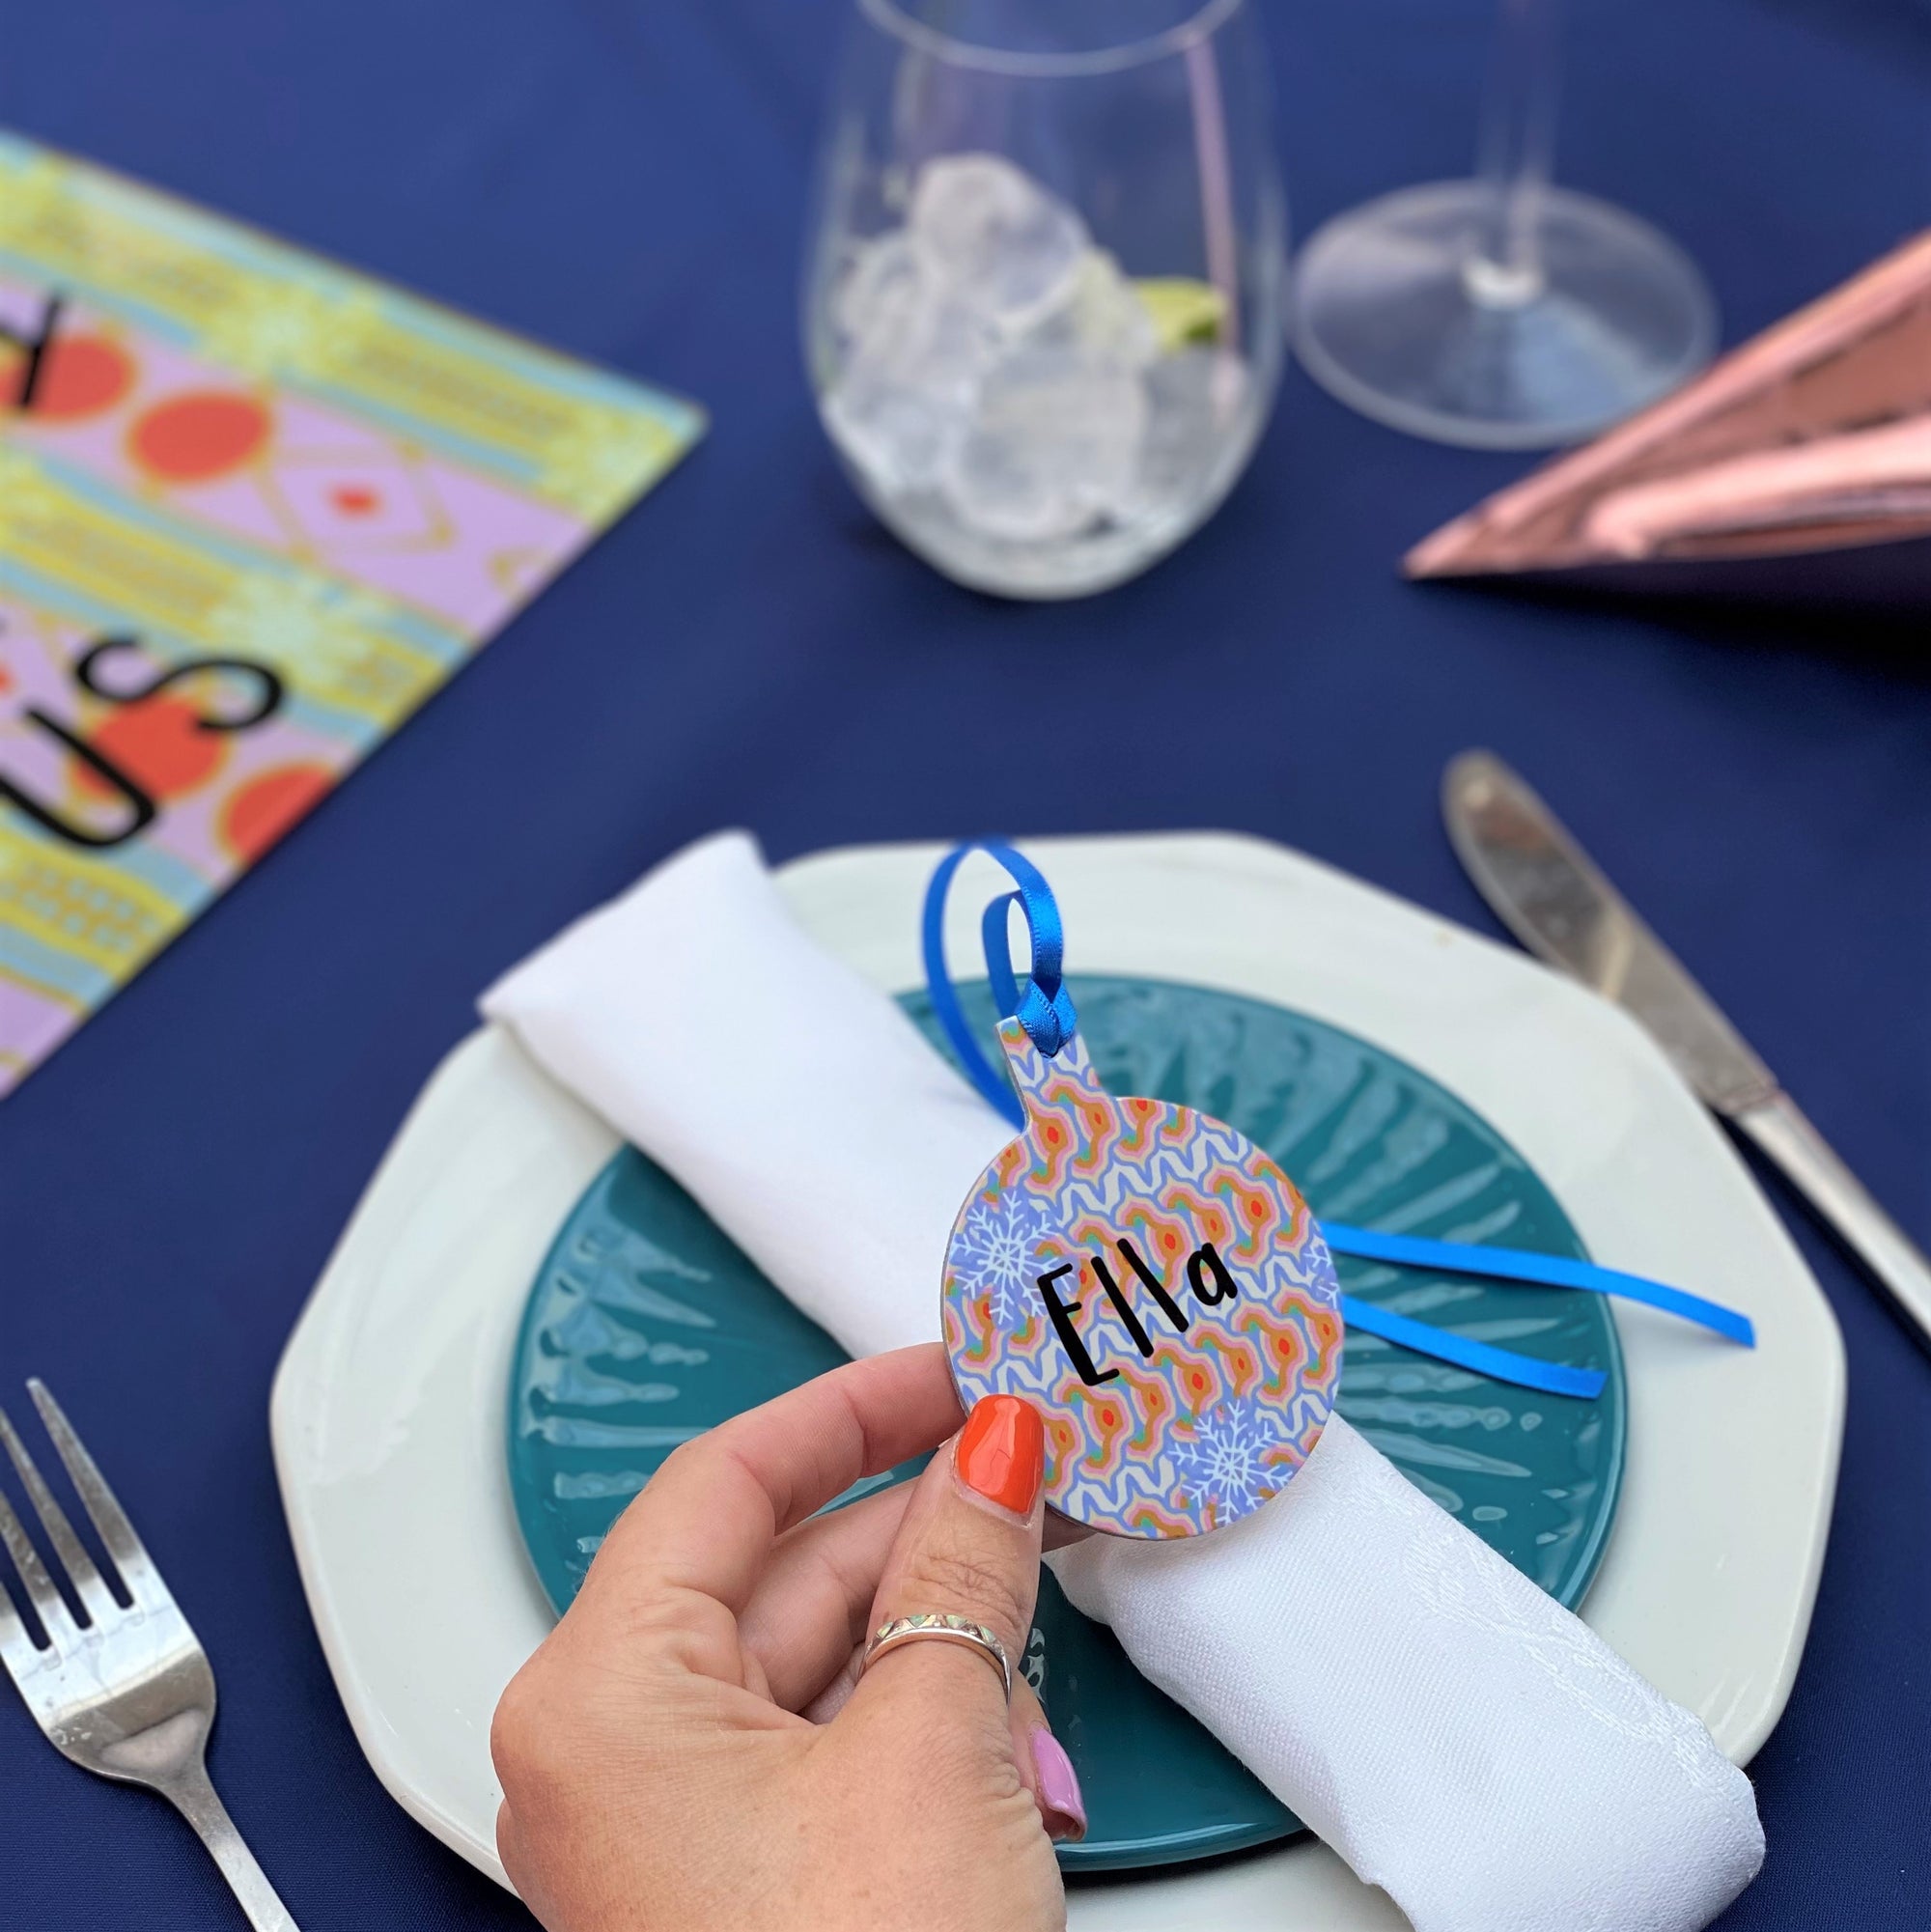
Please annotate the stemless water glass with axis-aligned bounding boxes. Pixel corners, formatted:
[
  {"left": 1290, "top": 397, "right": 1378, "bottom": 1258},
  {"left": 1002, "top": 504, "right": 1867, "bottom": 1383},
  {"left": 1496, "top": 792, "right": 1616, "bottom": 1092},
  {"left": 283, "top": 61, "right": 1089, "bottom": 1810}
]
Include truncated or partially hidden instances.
[{"left": 803, "top": 0, "right": 1286, "bottom": 600}]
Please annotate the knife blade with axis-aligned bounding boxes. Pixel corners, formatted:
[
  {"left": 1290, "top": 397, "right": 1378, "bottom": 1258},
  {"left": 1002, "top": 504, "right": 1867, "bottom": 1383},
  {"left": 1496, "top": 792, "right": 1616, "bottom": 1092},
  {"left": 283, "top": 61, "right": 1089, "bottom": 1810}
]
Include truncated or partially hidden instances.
[{"left": 1444, "top": 747, "right": 1931, "bottom": 1352}]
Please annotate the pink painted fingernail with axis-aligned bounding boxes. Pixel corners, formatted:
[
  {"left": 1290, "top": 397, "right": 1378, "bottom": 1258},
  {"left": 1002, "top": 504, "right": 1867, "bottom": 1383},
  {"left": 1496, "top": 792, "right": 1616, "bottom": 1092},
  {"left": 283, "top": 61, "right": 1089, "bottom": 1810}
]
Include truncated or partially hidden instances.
[{"left": 1030, "top": 1725, "right": 1087, "bottom": 1843}]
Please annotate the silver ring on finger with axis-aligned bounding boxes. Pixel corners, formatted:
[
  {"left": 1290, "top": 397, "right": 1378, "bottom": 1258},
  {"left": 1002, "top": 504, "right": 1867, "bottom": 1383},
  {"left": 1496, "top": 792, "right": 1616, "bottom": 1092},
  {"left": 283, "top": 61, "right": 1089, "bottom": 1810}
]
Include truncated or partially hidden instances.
[{"left": 862, "top": 1613, "right": 1012, "bottom": 1703}]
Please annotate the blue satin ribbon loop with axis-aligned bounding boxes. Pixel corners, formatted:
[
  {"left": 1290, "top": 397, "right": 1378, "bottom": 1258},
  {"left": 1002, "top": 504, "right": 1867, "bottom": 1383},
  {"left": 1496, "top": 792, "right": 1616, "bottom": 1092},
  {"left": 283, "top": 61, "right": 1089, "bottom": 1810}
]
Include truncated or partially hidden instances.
[
  {"left": 922, "top": 843, "right": 1076, "bottom": 1115},
  {"left": 981, "top": 893, "right": 1022, "bottom": 1022},
  {"left": 917, "top": 845, "right": 1755, "bottom": 1403}
]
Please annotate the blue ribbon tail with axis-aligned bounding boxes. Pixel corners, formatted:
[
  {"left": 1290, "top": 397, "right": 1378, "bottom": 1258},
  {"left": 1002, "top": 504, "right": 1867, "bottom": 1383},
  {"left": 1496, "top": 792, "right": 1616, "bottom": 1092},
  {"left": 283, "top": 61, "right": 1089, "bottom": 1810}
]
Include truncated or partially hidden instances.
[
  {"left": 1323, "top": 1223, "right": 1756, "bottom": 1347},
  {"left": 1339, "top": 1294, "right": 1609, "bottom": 1399}
]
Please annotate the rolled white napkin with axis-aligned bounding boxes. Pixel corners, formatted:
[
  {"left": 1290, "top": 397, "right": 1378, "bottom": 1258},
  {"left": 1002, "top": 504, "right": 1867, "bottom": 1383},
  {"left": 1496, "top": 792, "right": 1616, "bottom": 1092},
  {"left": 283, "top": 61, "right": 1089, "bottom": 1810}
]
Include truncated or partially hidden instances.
[{"left": 482, "top": 830, "right": 1765, "bottom": 1932}]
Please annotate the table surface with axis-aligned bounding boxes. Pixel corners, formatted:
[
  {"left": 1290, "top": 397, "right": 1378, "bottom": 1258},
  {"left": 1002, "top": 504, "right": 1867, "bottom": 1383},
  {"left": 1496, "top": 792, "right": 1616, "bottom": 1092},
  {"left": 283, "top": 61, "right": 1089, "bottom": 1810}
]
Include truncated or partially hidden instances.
[{"left": 1, "top": 2, "right": 1925, "bottom": 1926}]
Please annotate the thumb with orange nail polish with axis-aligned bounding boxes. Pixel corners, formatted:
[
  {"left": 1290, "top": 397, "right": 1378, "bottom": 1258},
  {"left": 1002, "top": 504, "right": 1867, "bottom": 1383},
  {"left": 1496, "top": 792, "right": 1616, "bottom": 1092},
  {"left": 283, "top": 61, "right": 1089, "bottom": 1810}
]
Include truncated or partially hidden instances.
[{"left": 957, "top": 1392, "right": 1046, "bottom": 1517}]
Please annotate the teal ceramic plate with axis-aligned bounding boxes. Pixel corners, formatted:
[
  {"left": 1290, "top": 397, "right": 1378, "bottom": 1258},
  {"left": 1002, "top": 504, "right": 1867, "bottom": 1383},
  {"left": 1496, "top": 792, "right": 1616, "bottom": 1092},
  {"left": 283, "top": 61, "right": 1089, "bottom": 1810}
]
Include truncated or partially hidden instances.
[{"left": 508, "top": 977, "right": 1626, "bottom": 1872}]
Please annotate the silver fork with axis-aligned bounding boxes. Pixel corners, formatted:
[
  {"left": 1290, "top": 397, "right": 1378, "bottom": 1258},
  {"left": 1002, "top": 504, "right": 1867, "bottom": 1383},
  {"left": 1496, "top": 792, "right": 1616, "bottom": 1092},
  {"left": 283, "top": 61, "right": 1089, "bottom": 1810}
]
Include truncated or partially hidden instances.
[{"left": 0, "top": 1379, "right": 298, "bottom": 1930}]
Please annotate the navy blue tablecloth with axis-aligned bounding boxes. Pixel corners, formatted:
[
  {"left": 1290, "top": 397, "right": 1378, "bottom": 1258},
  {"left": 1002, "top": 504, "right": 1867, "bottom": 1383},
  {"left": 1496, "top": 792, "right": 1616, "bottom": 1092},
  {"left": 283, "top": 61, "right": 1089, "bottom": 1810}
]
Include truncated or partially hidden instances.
[{"left": 1, "top": 2, "right": 1926, "bottom": 1924}]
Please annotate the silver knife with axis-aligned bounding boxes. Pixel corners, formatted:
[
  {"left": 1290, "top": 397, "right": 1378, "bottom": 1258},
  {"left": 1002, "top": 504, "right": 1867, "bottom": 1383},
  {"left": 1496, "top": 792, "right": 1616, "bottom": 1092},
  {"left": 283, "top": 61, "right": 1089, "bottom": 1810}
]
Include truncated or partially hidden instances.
[{"left": 1443, "top": 746, "right": 1931, "bottom": 1351}]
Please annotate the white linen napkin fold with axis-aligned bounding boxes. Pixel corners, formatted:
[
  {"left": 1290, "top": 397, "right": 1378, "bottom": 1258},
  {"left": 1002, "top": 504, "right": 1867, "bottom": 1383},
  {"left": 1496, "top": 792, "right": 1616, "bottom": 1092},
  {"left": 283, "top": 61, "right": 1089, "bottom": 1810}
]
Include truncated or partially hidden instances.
[{"left": 482, "top": 830, "right": 1765, "bottom": 1932}]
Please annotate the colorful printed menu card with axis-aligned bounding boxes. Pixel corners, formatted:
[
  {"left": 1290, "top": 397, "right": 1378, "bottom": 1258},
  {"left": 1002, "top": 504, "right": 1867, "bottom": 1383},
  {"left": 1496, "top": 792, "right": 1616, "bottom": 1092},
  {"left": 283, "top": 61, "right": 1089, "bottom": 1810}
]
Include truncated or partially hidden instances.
[{"left": 0, "top": 133, "right": 703, "bottom": 1097}]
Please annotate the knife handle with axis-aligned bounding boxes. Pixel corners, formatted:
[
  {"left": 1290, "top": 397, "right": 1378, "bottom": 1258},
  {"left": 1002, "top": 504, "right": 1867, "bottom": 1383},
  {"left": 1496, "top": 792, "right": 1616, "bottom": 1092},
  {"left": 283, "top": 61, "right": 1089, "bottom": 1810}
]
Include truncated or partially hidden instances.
[{"left": 1733, "top": 1089, "right": 1931, "bottom": 1355}]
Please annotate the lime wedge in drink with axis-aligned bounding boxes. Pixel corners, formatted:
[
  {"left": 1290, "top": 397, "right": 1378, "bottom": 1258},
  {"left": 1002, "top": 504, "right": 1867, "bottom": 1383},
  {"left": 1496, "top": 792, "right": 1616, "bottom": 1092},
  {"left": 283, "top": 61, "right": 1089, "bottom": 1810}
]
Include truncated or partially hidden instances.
[{"left": 1132, "top": 278, "right": 1227, "bottom": 351}]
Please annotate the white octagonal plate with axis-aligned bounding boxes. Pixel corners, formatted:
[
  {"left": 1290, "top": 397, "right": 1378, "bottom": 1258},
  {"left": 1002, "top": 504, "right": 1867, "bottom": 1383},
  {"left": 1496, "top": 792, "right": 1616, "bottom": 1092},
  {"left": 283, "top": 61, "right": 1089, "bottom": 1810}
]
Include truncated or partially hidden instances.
[{"left": 271, "top": 832, "right": 1843, "bottom": 1929}]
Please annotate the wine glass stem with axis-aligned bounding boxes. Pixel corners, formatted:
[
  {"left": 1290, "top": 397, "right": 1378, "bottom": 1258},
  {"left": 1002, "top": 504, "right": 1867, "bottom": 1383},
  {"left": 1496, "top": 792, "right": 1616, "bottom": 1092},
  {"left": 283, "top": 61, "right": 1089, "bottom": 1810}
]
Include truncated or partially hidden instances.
[{"left": 1470, "top": 0, "right": 1561, "bottom": 302}]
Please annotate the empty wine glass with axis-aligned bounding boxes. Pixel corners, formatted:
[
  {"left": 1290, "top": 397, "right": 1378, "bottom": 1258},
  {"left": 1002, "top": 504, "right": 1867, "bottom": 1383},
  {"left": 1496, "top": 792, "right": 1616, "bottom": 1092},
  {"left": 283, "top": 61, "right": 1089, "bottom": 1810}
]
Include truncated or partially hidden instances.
[
  {"left": 1292, "top": 0, "right": 1717, "bottom": 449},
  {"left": 803, "top": 0, "right": 1286, "bottom": 599}
]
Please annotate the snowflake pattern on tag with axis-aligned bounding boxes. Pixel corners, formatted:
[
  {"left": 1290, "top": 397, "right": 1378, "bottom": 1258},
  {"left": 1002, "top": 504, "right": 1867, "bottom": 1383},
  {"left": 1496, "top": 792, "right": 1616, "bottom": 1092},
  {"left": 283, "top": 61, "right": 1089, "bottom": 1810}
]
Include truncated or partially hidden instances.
[{"left": 942, "top": 1017, "right": 1343, "bottom": 1538}]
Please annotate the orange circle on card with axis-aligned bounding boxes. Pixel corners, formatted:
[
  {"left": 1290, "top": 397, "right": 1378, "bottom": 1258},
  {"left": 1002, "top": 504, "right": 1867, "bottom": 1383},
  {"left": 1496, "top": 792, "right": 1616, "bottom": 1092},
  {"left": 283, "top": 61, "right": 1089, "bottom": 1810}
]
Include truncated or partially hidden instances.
[
  {"left": 330, "top": 484, "right": 381, "bottom": 517},
  {"left": 219, "top": 763, "right": 332, "bottom": 862},
  {"left": 74, "top": 696, "right": 227, "bottom": 801},
  {"left": 29, "top": 334, "right": 137, "bottom": 421},
  {"left": 128, "top": 391, "right": 272, "bottom": 484}
]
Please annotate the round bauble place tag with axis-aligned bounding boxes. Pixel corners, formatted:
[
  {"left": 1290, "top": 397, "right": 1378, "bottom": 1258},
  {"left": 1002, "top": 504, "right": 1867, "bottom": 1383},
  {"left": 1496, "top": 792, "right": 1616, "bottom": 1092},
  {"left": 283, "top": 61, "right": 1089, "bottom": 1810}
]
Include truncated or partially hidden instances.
[{"left": 942, "top": 1017, "right": 1344, "bottom": 1539}]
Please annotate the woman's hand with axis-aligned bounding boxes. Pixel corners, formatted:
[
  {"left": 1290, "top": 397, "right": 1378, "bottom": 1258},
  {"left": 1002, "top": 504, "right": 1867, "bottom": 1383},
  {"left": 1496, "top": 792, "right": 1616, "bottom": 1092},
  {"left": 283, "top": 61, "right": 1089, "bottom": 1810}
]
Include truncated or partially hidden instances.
[{"left": 490, "top": 1344, "right": 1083, "bottom": 1932}]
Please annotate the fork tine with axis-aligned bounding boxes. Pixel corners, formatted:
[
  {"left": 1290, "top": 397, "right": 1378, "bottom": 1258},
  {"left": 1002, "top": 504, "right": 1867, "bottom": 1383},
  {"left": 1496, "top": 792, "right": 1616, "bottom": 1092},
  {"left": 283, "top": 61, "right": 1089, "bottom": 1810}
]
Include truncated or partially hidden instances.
[
  {"left": 26, "top": 1381, "right": 160, "bottom": 1602},
  {"left": 0, "top": 1406, "right": 113, "bottom": 1619},
  {"left": 0, "top": 1557, "right": 40, "bottom": 1678},
  {"left": 0, "top": 1473, "right": 75, "bottom": 1654}
]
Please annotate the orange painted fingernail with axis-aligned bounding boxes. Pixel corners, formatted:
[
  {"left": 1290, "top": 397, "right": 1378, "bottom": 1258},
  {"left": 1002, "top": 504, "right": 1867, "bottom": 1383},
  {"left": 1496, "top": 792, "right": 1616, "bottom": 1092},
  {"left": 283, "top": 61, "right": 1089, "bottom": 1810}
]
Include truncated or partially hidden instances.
[{"left": 957, "top": 1394, "right": 1044, "bottom": 1515}]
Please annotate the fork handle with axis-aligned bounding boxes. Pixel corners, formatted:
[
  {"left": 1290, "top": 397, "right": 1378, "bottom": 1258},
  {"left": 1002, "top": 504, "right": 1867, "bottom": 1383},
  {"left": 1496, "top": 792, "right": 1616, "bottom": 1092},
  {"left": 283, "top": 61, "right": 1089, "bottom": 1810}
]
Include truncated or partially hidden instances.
[{"left": 160, "top": 1759, "right": 301, "bottom": 1932}]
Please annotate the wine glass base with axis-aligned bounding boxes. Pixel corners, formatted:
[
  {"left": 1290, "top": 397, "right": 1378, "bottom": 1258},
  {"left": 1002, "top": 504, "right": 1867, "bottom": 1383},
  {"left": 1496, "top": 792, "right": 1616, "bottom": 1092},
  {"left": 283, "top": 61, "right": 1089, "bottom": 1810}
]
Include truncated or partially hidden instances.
[{"left": 1291, "top": 180, "right": 1718, "bottom": 450}]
